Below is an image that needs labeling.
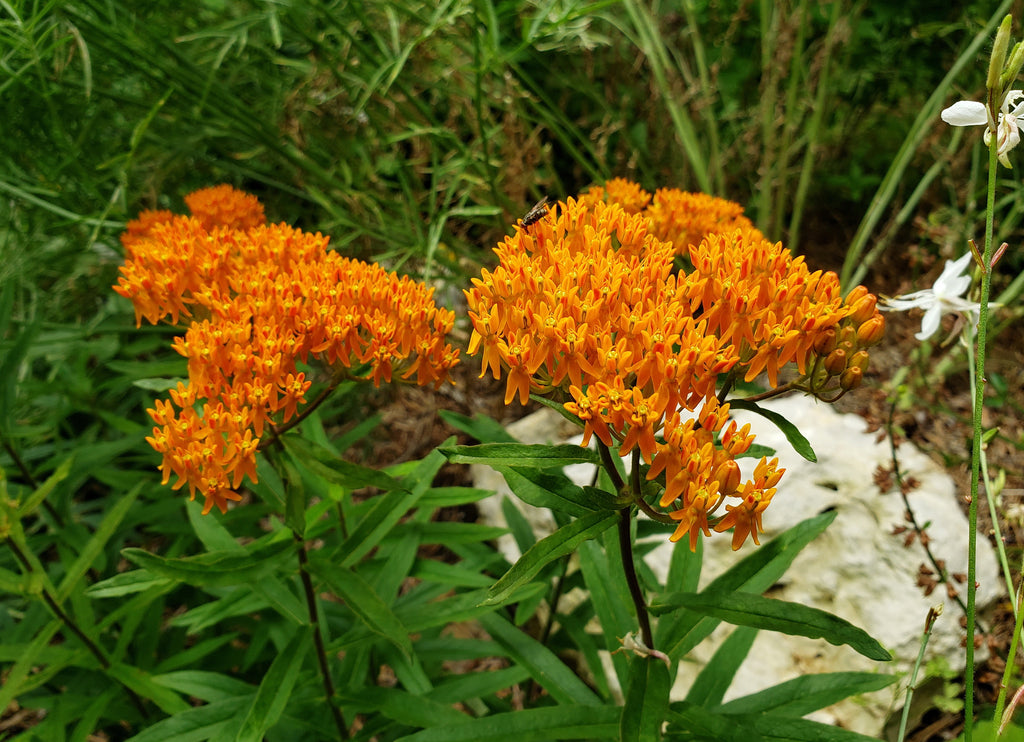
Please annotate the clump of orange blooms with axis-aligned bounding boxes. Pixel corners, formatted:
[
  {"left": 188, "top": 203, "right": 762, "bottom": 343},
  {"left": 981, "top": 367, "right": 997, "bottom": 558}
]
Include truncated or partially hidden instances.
[
  {"left": 115, "top": 185, "right": 459, "bottom": 515},
  {"left": 465, "top": 181, "right": 884, "bottom": 550}
]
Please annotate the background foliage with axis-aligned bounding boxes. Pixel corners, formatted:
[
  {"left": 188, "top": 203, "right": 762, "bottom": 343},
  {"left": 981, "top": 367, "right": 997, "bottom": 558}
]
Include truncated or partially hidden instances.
[{"left": 2, "top": 0, "right": 1024, "bottom": 740}]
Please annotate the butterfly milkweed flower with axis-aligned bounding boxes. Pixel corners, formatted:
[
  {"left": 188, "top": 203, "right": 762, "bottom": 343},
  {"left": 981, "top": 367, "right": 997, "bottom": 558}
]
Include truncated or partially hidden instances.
[
  {"left": 466, "top": 182, "right": 884, "bottom": 550},
  {"left": 115, "top": 185, "right": 459, "bottom": 514}
]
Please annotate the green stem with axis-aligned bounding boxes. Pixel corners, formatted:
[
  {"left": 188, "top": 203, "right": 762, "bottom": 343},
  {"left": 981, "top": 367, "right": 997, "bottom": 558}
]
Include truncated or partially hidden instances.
[
  {"left": 992, "top": 557, "right": 1024, "bottom": 737},
  {"left": 617, "top": 507, "right": 654, "bottom": 649},
  {"left": 296, "top": 535, "right": 349, "bottom": 740},
  {"left": 896, "top": 607, "right": 942, "bottom": 742},
  {"left": 964, "top": 119, "right": 1000, "bottom": 742}
]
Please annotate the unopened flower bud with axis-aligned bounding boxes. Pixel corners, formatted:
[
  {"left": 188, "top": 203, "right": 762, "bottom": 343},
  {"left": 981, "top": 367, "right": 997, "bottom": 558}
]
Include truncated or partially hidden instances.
[
  {"left": 824, "top": 348, "right": 847, "bottom": 376},
  {"left": 714, "top": 460, "right": 742, "bottom": 497},
  {"left": 845, "top": 285, "right": 868, "bottom": 305},
  {"left": 849, "top": 293, "right": 878, "bottom": 324},
  {"left": 990, "top": 15, "right": 1013, "bottom": 94},
  {"left": 813, "top": 327, "right": 837, "bottom": 356},
  {"left": 838, "top": 325, "right": 858, "bottom": 347},
  {"left": 840, "top": 366, "right": 863, "bottom": 391},
  {"left": 856, "top": 315, "right": 886, "bottom": 346},
  {"left": 849, "top": 350, "right": 870, "bottom": 373}
]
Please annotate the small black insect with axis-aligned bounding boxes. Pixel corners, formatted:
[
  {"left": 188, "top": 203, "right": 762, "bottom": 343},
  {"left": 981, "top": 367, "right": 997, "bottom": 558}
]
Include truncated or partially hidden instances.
[{"left": 519, "top": 197, "right": 550, "bottom": 228}]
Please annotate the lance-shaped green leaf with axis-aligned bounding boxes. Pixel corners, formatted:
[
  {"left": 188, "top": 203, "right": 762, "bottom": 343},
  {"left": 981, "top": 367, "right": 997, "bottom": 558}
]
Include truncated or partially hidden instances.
[
  {"left": 728, "top": 398, "right": 817, "bottom": 462},
  {"left": 621, "top": 657, "right": 671, "bottom": 742},
  {"left": 652, "top": 591, "right": 891, "bottom": 661},
  {"left": 234, "top": 629, "right": 312, "bottom": 742},
  {"left": 394, "top": 705, "right": 620, "bottom": 742},
  {"left": 718, "top": 671, "right": 896, "bottom": 717},
  {"left": 440, "top": 442, "right": 601, "bottom": 468},
  {"left": 284, "top": 436, "right": 407, "bottom": 492},
  {"left": 496, "top": 466, "right": 621, "bottom": 516},
  {"left": 483, "top": 511, "right": 618, "bottom": 606},
  {"left": 656, "top": 510, "right": 836, "bottom": 660},
  {"left": 316, "top": 563, "right": 413, "bottom": 658},
  {"left": 122, "top": 537, "right": 294, "bottom": 588}
]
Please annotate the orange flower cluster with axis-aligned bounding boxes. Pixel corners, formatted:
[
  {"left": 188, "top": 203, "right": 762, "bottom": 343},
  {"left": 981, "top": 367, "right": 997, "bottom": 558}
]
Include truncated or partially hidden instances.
[
  {"left": 581, "top": 178, "right": 759, "bottom": 254},
  {"left": 115, "top": 185, "right": 459, "bottom": 514},
  {"left": 465, "top": 185, "right": 884, "bottom": 549}
]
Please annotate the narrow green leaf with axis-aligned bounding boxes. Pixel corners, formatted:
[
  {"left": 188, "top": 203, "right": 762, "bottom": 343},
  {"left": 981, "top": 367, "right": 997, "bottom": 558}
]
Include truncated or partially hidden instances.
[
  {"left": 335, "top": 449, "right": 442, "bottom": 567},
  {"left": 685, "top": 625, "right": 758, "bottom": 708},
  {"left": 718, "top": 671, "right": 896, "bottom": 717},
  {"left": 497, "top": 466, "right": 620, "bottom": 516},
  {"left": 316, "top": 564, "right": 413, "bottom": 657},
  {"left": 282, "top": 459, "right": 308, "bottom": 536},
  {"left": 337, "top": 686, "right": 468, "bottom": 727},
  {"left": 86, "top": 570, "right": 172, "bottom": 598},
  {"left": 484, "top": 511, "right": 618, "bottom": 606},
  {"left": 727, "top": 399, "right": 817, "bottom": 462},
  {"left": 151, "top": 669, "right": 253, "bottom": 702},
  {"left": 477, "top": 612, "right": 602, "bottom": 707},
  {"left": 665, "top": 702, "right": 763, "bottom": 742},
  {"left": 122, "top": 537, "right": 293, "bottom": 588},
  {"left": 107, "top": 662, "right": 191, "bottom": 714},
  {"left": 17, "top": 456, "right": 73, "bottom": 518},
  {"left": 0, "top": 621, "right": 63, "bottom": 712},
  {"left": 654, "top": 591, "right": 890, "bottom": 662},
  {"left": 441, "top": 442, "right": 601, "bottom": 468},
  {"left": 57, "top": 482, "right": 143, "bottom": 602},
  {"left": 437, "top": 410, "right": 517, "bottom": 443},
  {"left": 284, "top": 435, "right": 408, "bottom": 492},
  {"left": 502, "top": 495, "right": 538, "bottom": 553},
  {"left": 658, "top": 511, "right": 836, "bottom": 660},
  {"left": 746, "top": 713, "right": 888, "bottom": 741},
  {"left": 395, "top": 705, "right": 620, "bottom": 742},
  {"left": 123, "top": 698, "right": 239, "bottom": 742},
  {"left": 234, "top": 629, "right": 312, "bottom": 742},
  {"left": 621, "top": 658, "right": 671, "bottom": 742}
]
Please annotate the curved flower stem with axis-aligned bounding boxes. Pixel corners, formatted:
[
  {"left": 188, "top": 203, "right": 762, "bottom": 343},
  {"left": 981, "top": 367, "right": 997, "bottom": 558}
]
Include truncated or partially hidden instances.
[
  {"left": 964, "top": 121, "right": 1000, "bottom": 742},
  {"left": 295, "top": 534, "right": 349, "bottom": 740},
  {"left": 618, "top": 507, "right": 654, "bottom": 649}
]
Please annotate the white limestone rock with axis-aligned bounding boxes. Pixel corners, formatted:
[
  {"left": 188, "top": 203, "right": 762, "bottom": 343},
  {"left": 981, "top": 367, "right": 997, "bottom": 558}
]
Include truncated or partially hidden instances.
[{"left": 472, "top": 395, "right": 1001, "bottom": 736}]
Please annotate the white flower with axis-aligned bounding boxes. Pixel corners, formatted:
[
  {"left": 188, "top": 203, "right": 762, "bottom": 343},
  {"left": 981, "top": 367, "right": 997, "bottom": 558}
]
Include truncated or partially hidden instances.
[
  {"left": 941, "top": 90, "right": 1024, "bottom": 167},
  {"left": 881, "top": 252, "right": 983, "bottom": 341}
]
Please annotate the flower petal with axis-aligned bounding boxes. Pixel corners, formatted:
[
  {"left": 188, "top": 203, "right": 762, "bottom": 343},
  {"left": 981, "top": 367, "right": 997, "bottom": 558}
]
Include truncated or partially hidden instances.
[
  {"left": 915, "top": 305, "right": 942, "bottom": 341},
  {"left": 941, "top": 100, "right": 988, "bottom": 127}
]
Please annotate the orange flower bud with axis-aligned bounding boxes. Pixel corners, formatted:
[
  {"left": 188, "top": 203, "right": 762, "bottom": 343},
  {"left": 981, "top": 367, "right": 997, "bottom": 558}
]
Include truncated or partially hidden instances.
[
  {"left": 849, "top": 293, "right": 878, "bottom": 324},
  {"left": 812, "top": 327, "right": 837, "bottom": 356},
  {"left": 845, "top": 285, "right": 869, "bottom": 305},
  {"left": 840, "top": 366, "right": 863, "bottom": 391},
  {"left": 824, "top": 348, "right": 847, "bottom": 376},
  {"left": 714, "top": 460, "right": 742, "bottom": 497},
  {"left": 856, "top": 315, "right": 885, "bottom": 346},
  {"left": 848, "top": 350, "right": 870, "bottom": 373}
]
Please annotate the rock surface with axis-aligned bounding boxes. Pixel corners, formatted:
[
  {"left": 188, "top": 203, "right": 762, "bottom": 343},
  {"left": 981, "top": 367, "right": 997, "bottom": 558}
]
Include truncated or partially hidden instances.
[{"left": 473, "top": 395, "right": 1001, "bottom": 736}]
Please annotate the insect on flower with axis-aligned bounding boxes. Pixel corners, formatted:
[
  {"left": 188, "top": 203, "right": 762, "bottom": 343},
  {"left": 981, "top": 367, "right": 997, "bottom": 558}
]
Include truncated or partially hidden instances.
[{"left": 519, "top": 197, "right": 550, "bottom": 228}]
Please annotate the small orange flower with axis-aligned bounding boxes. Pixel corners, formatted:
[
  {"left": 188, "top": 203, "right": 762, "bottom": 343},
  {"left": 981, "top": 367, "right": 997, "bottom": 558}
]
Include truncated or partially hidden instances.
[
  {"left": 119, "top": 186, "right": 459, "bottom": 514},
  {"left": 467, "top": 179, "right": 882, "bottom": 552}
]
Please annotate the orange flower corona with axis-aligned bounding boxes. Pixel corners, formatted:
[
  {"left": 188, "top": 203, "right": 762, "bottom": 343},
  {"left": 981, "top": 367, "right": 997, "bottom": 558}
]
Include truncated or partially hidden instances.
[
  {"left": 466, "top": 181, "right": 884, "bottom": 550},
  {"left": 117, "top": 185, "right": 459, "bottom": 514}
]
